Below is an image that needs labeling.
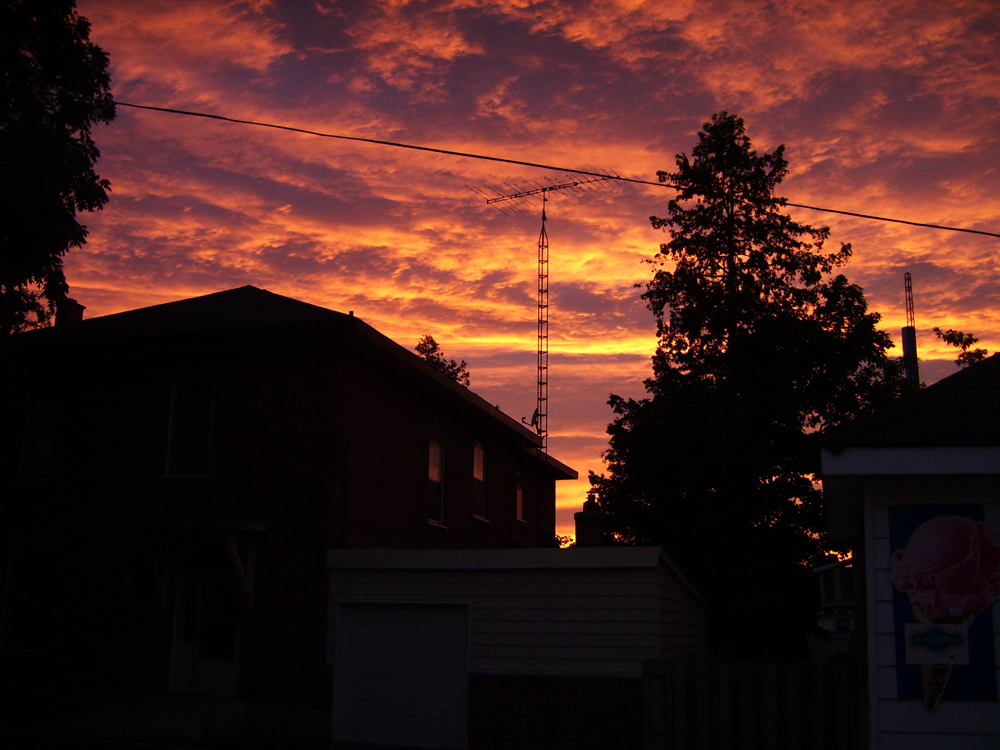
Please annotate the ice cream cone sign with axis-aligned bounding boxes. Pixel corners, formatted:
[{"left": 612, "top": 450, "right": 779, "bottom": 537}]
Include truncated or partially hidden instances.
[{"left": 890, "top": 515, "right": 1000, "bottom": 710}]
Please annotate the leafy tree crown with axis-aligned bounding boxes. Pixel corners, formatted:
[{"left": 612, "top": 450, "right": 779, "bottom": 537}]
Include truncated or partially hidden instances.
[
  {"left": 644, "top": 111, "right": 901, "bottom": 431},
  {"left": 588, "top": 112, "right": 905, "bottom": 659},
  {"left": 415, "top": 335, "right": 470, "bottom": 387},
  {"left": 933, "top": 327, "right": 989, "bottom": 368},
  {"left": 1, "top": 0, "right": 115, "bottom": 334}
]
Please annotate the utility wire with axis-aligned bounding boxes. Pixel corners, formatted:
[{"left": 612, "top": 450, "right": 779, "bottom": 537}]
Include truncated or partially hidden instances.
[{"left": 116, "top": 102, "right": 1000, "bottom": 240}]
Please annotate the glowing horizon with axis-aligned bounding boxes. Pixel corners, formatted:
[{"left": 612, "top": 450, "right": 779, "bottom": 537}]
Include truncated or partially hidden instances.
[{"left": 69, "top": 0, "right": 1000, "bottom": 538}]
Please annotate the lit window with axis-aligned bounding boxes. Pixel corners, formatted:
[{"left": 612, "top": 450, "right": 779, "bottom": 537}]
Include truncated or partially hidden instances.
[
  {"left": 166, "top": 377, "right": 214, "bottom": 477},
  {"left": 515, "top": 476, "right": 524, "bottom": 522},
  {"left": 427, "top": 438, "right": 444, "bottom": 524},
  {"left": 473, "top": 442, "right": 486, "bottom": 518}
]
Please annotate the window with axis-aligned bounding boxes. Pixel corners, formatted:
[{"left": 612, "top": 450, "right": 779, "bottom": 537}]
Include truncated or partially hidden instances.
[
  {"left": 819, "top": 563, "right": 857, "bottom": 607},
  {"left": 166, "top": 377, "right": 214, "bottom": 477},
  {"left": 472, "top": 441, "right": 486, "bottom": 518},
  {"left": 19, "top": 398, "right": 60, "bottom": 480},
  {"left": 427, "top": 437, "right": 444, "bottom": 524},
  {"left": 515, "top": 475, "right": 524, "bottom": 522},
  {"left": 1, "top": 545, "right": 47, "bottom": 651}
]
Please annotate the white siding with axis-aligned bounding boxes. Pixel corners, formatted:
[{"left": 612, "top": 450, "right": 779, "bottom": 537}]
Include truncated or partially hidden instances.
[
  {"left": 866, "top": 475, "right": 1000, "bottom": 750},
  {"left": 879, "top": 733, "right": 1000, "bottom": 750},
  {"left": 659, "top": 575, "right": 709, "bottom": 655},
  {"left": 328, "top": 547, "right": 707, "bottom": 678}
]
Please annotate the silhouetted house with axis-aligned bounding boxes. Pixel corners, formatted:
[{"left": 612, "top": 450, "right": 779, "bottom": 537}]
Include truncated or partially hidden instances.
[
  {"left": 0, "top": 286, "right": 577, "bottom": 741},
  {"left": 821, "top": 354, "right": 1000, "bottom": 750}
]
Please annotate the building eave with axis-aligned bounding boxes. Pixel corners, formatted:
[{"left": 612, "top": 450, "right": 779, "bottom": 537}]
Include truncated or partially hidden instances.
[{"left": 821, "top": 446, "right": 1000, "bottom": 476}]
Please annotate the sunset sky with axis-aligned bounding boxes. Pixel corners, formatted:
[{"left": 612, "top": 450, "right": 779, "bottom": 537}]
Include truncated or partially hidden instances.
[{"left": 71, "top": 0, "right": 1000, "bottom": 537}]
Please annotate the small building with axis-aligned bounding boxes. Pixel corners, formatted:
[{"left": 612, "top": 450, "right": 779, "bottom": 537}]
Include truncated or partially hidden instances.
[
  {"left": 327, "top": 546, "right": 708, "bottom": 750},
  {"left": 0, "top": 286, "right": 576, "bottom": 742},
  {"left": 821, "top": 353, "right": 1000, "bottom": 750}
]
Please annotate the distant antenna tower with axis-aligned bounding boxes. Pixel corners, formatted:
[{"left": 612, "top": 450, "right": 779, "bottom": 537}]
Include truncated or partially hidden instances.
[
  {"left": 902, "top": 272, "right": 919, "bottom": 390},
  {"left": 471, "top": 174, "right": 615, "bottom": 451},
  {"left": 533, "top": 192, "right": 550, "bottom": 448}
]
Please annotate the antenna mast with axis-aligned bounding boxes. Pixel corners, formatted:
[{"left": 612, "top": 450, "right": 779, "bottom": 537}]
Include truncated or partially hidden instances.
[
  {"left": 472, "top": 174, "right": 614, "bottom": 451},
  {"left": 902, "top": 272, "right": 919, "bottom": 390},
  {"left": 536, "top": 191, "right": 550, "bottom": 449}
]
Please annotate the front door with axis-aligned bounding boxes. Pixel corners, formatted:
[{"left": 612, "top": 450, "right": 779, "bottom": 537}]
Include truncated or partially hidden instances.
[{"left": 170, "top": 541, "right": 250, "bottom": 695}]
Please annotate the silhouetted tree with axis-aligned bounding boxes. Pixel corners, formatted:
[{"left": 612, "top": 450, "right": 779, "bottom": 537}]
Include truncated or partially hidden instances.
[
  {"left": 933, "top": 326, "right": 989, "bottom": 367},
  {"left": 1, "top": 0, "right": 115, "bottom": 334},
  {"left": 415, "top": 335, "right": 470, "bottom": 387},
  {"left": 589, "top": 112, "right": 906, "bottom": 659}
]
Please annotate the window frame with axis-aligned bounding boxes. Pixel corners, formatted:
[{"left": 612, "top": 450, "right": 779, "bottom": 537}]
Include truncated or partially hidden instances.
[
  {"left": 472, "top": 441, "right": 486, "bottom": 519},
  {"left": 427, "top": 437, "right": 445, "bottom": 526},
  {"left": 18, "top": 397, "right": 60, "bottom": 481},
  {"left": 165, "top": 376, "right": 215, "bottom": 478},
  {"left": 515, "top": 474, "right": 524, "bottom": 523}
]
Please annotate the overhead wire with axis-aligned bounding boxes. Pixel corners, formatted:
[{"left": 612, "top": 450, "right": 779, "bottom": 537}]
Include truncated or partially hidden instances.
[{"left": 115, "top": 102, "right": 1000, "bottom": 240}]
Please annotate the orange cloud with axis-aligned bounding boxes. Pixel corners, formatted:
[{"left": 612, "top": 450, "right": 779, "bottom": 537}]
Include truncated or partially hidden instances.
[
  {"left": 66, "top": 1, "right": 1000, "bottom": 539},
  {"left": 82, "top": 0, "right": 294, "bottom": 100}
]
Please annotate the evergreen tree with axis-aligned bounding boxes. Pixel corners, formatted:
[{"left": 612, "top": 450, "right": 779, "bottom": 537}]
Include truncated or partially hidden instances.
[
  {"left": 1, "top": 0, "right": 115, "bottom": 334},
  {"left": 589, "top": 112, "right": 905, "bottom": 659}
]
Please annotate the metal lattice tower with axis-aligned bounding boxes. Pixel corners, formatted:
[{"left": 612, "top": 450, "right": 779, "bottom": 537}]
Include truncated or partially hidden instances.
[
  {"left": 535, "top": 191, "right": 550, "bottom": 449},
  {"left": 904, "top": 272, "right": 915, "bottom": 328},
  {"left": 470, "top": 174, "right": 614, "bottom": 452}
]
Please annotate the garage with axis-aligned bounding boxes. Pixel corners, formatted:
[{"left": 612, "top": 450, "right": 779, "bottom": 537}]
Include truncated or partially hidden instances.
[
  {"left": 328, "top": 548, "right": 710, "bottom": 749},
  {"left": 332, "top": 602, "right": 471, "bottom": 749}
]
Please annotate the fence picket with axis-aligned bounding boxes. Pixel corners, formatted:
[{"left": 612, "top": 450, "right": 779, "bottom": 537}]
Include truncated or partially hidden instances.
[{"left": 644, "top": 659, "right": 860, "bottom": 750}]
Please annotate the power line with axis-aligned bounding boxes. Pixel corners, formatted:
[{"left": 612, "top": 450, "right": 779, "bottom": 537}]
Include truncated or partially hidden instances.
[
  {"left": 116, "top": 101, "right": 1000, "bottom": 240},
  {"left": 117, "top": 102, "right": 634, "bottom": 182}
]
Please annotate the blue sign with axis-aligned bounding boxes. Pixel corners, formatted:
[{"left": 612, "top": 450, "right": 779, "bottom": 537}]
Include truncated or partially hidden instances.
[{"left": 888, "top": 504, "right": 997, "bottom": 703}]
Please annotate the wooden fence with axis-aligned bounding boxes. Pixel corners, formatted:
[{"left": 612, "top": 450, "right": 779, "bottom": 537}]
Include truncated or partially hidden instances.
[{"left": 644, "top": 659, "right": 862, "bottom": 750}]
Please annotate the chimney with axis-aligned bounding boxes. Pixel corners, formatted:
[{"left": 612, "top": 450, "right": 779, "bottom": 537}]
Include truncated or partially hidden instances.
[
  {"left": 574, "top": 498, "right": 606, "bottom": 547},
  {"left": 55, "top": 298, "right": 85, "bottom": 327}
]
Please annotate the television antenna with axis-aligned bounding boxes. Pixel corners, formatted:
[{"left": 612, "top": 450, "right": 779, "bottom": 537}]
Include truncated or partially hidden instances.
[{"left": 470, "top": 173, "right": 616, "bottom": 451}]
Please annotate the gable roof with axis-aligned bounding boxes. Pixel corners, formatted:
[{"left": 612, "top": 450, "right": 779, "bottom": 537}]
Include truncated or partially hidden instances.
[
  {"left": 37, "top": 285, "right": 348, "bottom": 341},
  {"left": 12, "top": 286, "right": 577, "bottom": 480},
  {"left": 824, "top": 353, "right": 1000, "bottom": 452}
]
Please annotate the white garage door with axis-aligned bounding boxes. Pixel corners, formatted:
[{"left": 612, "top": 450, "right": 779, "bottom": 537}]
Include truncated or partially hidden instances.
[{"left": 333, "top": 602, "right": 470, "bottom": 749}]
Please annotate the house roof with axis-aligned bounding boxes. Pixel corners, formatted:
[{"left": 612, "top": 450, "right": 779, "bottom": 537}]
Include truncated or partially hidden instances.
[
  {"left": 327, "top": 546, "right": 709, "bottom": 609},
  {"left": 13, "top": 286, "right": 577, "bottom": 480},
  {"left": 40, "top": 285, "right": 349, "bottom": 340},
  {"left": 329, "top": 546, "right": 670, "bottom": 570},
  {"left": 823, "top": 353, "right": 1000, "bottom": 453}
]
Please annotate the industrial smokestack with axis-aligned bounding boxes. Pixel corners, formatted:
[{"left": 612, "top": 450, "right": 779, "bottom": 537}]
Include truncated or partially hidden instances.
[
  {"left": 902, "top": 326, "right": 919, "bottom": 387},
  {"left": 574, "top": 498, "right": 606, "bottom": 547},
  {"left": 902, "top": 273, "right": 919, "bottom": 390}
]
